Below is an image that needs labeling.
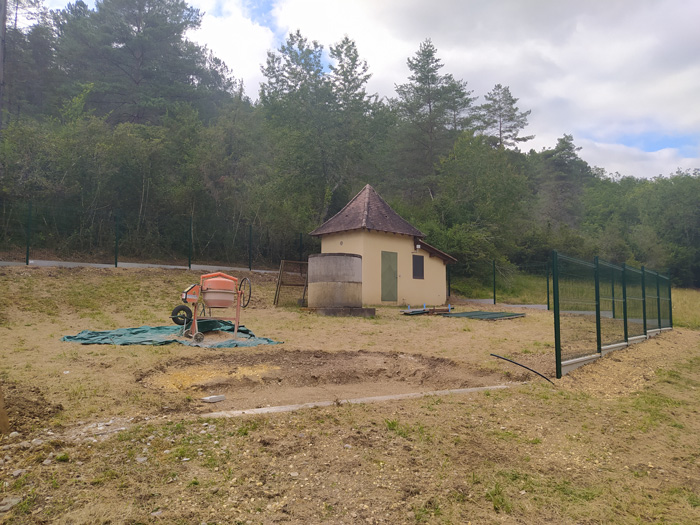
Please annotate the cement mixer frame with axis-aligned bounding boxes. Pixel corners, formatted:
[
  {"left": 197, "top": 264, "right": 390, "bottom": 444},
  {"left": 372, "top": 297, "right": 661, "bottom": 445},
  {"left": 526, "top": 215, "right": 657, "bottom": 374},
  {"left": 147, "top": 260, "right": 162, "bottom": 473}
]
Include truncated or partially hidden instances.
[{"left": 170, "top": 272, "right": 251, "bottom": 343}]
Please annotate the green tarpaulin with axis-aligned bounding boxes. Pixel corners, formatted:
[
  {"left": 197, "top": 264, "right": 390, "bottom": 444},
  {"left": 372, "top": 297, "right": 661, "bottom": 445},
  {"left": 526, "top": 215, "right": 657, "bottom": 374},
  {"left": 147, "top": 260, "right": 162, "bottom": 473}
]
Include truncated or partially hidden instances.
[
  {"left": 442, "top": 311, "right": 525, "bottom": 320},
  {"left": 61, "top": 320, "right": 281, "bottom": 348}
]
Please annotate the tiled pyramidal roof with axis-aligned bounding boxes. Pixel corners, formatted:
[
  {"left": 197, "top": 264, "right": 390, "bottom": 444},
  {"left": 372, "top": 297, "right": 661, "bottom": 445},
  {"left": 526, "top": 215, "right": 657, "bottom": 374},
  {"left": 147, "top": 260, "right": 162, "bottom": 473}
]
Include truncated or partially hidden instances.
[{"left": 310, "top": 185, "right": 425, "bottom": 237}]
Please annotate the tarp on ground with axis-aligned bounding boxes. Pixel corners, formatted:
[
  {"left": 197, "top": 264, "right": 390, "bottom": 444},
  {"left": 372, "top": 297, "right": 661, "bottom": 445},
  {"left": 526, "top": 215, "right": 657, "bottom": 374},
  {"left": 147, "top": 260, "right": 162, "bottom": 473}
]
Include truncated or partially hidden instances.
[
  {"left": 61, "top": 320, "right": 281, "bottom": 348},
  {"left": 442, "top": 311, "right": 525, "bottom": 320}
]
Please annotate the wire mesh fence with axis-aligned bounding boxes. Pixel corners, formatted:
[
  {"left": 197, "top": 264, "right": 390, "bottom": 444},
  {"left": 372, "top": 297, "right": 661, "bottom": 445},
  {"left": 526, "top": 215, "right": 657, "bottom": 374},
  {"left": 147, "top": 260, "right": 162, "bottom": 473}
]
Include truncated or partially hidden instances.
[
  {"left": 457, "top": 259, "right": 551, "bottom": 307},
  {"left": 552, "top": 251, "right": 672, "bottom": 378},
  {"left": 0, "top": 199, "right": 320, "bottom": 270}
]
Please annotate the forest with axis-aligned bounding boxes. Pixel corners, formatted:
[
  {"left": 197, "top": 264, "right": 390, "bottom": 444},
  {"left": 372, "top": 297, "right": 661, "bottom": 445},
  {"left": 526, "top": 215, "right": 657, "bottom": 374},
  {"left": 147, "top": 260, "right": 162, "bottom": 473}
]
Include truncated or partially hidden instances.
[{"left": 1, "top": 0, "right": 698, "bottom": 286}]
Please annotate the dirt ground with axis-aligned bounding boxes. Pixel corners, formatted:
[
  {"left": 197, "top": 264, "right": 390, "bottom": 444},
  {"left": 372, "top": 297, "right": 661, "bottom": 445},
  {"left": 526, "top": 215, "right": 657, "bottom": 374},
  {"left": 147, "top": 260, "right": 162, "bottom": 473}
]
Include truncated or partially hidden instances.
[
  {"left": 0, "top": 266, "right": 555, "bottom": 430},
  {"left": 1, "top": 266, "right": 699, "bottom": 523}
]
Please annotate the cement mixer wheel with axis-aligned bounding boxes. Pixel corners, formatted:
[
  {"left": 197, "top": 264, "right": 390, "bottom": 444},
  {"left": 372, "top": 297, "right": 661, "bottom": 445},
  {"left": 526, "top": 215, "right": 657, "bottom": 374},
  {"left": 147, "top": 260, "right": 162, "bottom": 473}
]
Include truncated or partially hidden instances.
[
  {"left": 171, "top": 305, "right": 193, "bottom": 325},
  {"left": 193, "top": 332, "right": 204, "bottom": 343},
  {"left": 239, "top": 277, "right": 252, "bottom": 308}
]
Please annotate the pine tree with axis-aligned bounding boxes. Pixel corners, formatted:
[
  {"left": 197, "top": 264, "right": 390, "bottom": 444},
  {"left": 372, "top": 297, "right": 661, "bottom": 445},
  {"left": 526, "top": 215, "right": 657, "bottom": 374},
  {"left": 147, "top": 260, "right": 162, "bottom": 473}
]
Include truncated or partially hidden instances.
[{"left": 478, "top": 84, "right": 534, "bottom": 149}]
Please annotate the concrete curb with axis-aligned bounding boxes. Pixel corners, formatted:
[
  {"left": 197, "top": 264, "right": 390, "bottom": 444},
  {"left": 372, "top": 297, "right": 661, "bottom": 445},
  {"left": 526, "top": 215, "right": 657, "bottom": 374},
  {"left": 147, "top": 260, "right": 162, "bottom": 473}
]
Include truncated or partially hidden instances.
[{"left": 205, "top": 384, "right": 515, "bottom": 419}]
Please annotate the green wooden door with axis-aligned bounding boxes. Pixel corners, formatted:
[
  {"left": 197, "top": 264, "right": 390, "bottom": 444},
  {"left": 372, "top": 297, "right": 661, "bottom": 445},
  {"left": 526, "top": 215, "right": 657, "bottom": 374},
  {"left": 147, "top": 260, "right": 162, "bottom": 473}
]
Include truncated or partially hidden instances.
[{"left": 381, "top": 251, "right": 398, "bottom": 301}]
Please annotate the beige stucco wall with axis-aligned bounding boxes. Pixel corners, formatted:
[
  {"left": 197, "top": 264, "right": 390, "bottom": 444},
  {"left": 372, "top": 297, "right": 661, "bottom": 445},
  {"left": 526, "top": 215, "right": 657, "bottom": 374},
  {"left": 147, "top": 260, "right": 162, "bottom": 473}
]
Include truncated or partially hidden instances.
[{"left": 320, "top": 230, "right": 448, "bottom": 306}]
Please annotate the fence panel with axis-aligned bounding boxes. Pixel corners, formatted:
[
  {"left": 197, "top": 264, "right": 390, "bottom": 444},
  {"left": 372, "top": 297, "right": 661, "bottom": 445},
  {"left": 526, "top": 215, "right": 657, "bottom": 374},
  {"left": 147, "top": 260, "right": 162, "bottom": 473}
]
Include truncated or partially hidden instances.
[
  {"left": 659, "top": 274, "right": 672, "bottom": 329},
  {"left": 0, "top": 199, "right": 322, "bottom": 271},
  {"left": 0, "top": 200, "right": 31, "bottom": 262},
  {"left": 598, "top": 261, "right": 626, "bottom": 348},
  {"left": 625, "top": 266, "right": 646, "bottom": 340},
  {"left": 645, "top": 269, "right": 660, "bottom": 332},
  {"left": 555, "top": 254, "right": 598, "bottom": 363},
  {"left": 553, "top": 251, "right": 673, "bottom": 378}
]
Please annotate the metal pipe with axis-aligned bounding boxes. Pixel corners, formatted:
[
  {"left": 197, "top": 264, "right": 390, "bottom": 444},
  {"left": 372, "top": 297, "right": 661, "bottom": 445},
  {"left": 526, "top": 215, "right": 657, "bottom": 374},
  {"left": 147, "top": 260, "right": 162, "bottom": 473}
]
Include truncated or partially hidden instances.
[{"left": 490, "top": 354, "right": 554, "bottom": 385}]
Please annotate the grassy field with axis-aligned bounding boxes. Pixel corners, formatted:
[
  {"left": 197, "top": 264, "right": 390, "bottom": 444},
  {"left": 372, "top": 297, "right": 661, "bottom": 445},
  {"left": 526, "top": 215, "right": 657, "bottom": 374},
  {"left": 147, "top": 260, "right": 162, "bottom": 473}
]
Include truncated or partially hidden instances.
[
  {"left": 0, "top": 266, "right": 699, "bottom": 524},
  {"left": 671, "top": 287, "right": 700, "bottom": 329}
]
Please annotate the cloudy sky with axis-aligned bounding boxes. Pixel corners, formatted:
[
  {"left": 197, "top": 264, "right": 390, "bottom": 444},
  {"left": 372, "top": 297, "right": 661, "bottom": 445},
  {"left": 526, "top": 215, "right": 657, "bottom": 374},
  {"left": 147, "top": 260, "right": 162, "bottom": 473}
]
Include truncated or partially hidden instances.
[{"left": 45, "top": 0, "right": 700, "bottom": 179}]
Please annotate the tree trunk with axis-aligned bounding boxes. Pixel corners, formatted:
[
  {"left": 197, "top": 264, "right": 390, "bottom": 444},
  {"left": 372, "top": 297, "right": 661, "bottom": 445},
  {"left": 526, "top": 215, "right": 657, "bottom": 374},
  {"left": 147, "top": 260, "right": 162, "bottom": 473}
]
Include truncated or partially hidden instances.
[
  {"left": 0, "top": 0, "right": 6, "bottom": 131},
  {"left": 0, "top": 381, "right": 9, "bottom": 434}
]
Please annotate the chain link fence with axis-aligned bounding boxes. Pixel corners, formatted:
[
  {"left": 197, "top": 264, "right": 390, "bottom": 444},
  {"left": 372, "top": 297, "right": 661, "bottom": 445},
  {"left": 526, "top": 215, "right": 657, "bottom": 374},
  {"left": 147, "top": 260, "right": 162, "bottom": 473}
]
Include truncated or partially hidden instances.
[{"left": 552, "top": 251, "right": 672, "bottom": 378}]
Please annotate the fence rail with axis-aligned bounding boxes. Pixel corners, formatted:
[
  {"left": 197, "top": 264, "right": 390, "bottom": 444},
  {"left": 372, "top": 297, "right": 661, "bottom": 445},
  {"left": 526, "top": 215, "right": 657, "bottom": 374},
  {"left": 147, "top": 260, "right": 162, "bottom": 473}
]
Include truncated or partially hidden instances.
[{"left": 552, "top": 251, "right": 672, "bottom": 378}]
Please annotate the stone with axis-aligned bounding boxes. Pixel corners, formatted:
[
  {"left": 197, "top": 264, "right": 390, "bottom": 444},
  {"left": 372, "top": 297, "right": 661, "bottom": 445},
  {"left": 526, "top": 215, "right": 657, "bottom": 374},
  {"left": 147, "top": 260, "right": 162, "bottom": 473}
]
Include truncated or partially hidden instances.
[
  {"left": 202, "top": 395, "right": 225, "bottom": 403},
  {"left": 0, "top": 497, "right": 23, "bottom": 513}
]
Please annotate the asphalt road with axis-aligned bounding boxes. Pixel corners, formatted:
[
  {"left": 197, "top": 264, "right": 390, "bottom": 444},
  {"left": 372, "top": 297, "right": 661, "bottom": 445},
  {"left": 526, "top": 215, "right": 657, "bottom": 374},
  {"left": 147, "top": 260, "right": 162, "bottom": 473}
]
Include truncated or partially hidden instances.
[{"left": 0, "top": 259, "right": 276, "bottom": 274}]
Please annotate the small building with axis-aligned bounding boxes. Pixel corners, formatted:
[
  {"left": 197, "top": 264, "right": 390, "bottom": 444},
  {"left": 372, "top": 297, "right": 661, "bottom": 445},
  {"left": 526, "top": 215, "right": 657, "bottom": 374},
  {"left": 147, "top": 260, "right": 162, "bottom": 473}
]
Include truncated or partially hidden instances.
[{"left": 310, "top": 184, "right": 456, "bottom": 306}]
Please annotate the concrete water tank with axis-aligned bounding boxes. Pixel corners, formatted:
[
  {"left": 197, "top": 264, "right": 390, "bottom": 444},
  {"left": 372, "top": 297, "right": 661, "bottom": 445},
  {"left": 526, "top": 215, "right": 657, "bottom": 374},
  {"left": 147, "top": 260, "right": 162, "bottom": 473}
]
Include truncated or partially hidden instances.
[{"left": 308, "top": 253, "right": 362, "bottom": 308}]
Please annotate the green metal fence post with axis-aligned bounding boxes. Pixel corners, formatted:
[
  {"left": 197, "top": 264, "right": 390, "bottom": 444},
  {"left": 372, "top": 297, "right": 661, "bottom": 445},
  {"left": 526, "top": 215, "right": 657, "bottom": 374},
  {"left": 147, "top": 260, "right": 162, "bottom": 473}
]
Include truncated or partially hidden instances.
[
  {"left": 552, "top": 251, "right": 562, "bottom": 379},
  {"left": 656, "top": 271, "right": 662, "bottom": 330},
  {"left": 114, "top": 210, "right": 120, "bottom": 268},
  {"left": 594, "top": 256, "right": 602, "bottom": 353},
  {"left": 492, "top": 260, "right": 496, "bottom": 305},
  {"left": 611, "top": 268, "right": 616, "bottom": 318},
  {"left": 299, "top": 233, "right": 303, "bottom": 262},
  {"left": 668, "top": 270, "right": 673, "bottom": 328},
  {"left": 248, "top": 224, "right": 252, "bottom": 271},
  {"left": 546, "top": 261, "right": 550, "bottom": 311},
  {"left": 641, "top": 266, "right": 647, "bottom": 335},
  {"left": 25, "top": 201, "right": 32, "bottom": 265},
  {"left": 188, "top": 212, "right": 193, "bottom": 270},
  {"left": 447, "top": 265, "right": 451, "bottom": 298},
  {"left": 622, "top": 263, "right": 628, "bottom": 343}
]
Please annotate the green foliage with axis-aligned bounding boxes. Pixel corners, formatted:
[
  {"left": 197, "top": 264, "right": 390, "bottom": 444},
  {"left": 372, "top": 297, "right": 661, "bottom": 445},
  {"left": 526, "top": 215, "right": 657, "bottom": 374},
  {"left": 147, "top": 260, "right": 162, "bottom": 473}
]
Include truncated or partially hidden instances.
[
  {"left": 477, "top": 84, "right": 534, "bottom": 148},
  {"left": 485, "top": 482, "right": 512, "bottom": 513},
  {"left": 1, "top": 16, "right": 698, "bottom": 286},
  {"left": 392, "top": 39, "right": 476, "bottom": 199}
]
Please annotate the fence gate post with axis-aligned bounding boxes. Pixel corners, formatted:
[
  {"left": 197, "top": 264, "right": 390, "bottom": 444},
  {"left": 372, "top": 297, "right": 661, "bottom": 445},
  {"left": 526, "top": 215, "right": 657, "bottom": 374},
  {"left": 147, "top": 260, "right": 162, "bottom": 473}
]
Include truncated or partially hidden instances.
[
  {"left": 594, "top": 256, "right": 602, "bottom": 353},
  {"left": 552, "top": 251, "right": 562, "bottom": 379}
]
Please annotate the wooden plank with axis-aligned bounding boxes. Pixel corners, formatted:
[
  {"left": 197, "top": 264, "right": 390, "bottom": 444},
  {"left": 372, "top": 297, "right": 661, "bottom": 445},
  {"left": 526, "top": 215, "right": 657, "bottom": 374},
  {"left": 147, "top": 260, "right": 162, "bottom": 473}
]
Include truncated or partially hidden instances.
[{"left": 0, "top": 382, "right": 9, "bottom": 434}]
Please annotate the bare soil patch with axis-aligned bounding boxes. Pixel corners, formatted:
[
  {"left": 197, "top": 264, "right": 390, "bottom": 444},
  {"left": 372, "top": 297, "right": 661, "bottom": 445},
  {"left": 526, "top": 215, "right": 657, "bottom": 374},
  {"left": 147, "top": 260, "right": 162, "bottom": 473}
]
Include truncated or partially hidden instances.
[{"left": 138, "top": 349, "right": 505, "bottom": 413}]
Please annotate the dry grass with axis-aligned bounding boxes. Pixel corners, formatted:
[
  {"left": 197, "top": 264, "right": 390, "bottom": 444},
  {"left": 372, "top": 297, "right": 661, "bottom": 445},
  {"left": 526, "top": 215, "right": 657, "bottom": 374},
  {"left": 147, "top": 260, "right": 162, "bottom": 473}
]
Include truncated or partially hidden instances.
[
  {"left": 1, "top": 266, "right": 700, "bottom": 524},
  {"left": 672, "top": 287, "right": 700, "bottom": 329}
]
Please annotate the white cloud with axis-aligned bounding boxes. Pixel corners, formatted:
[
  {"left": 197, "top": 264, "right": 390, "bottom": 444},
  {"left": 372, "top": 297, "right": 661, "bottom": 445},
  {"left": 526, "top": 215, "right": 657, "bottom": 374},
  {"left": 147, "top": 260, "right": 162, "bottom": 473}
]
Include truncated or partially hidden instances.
[
  {"left": 579, "top": 139, "right": 699, "bottom": 179},
  {"left": 188, "top": 0, "right": 276, "bottom": 97}
]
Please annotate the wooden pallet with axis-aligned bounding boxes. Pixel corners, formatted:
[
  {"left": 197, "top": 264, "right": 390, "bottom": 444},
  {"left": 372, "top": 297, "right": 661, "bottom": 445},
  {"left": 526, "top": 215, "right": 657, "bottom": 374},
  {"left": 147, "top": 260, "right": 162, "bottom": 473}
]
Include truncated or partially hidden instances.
[{"left": 273, "top": 260, "right": 308, "bottom": 306}]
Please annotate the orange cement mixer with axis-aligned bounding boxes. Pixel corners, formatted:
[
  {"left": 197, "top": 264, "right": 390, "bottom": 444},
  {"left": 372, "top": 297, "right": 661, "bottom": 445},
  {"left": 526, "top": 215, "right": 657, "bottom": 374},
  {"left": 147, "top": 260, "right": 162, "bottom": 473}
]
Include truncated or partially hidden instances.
[{"left": 170, "top": 272, "right": 251, "bottom": 343}]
